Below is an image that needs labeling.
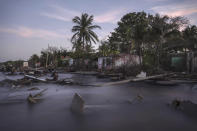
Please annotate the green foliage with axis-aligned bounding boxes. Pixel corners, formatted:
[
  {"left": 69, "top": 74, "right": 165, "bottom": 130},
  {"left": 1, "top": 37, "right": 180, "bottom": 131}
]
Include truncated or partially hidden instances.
[
  {"left": 4, "top": 11, "right": 196, "bottom": 73},
  {"left": 29, "top": 54, "right": 40, "bottom": 67},
  {"left": 183, "top": 25, "right": 197, "bottom": 51},
  {"left": 40, "top": 46, "right": 70, "bottom": 67},
  {"left": 107, "top": 11, "right": 189, "bottom": 70}
]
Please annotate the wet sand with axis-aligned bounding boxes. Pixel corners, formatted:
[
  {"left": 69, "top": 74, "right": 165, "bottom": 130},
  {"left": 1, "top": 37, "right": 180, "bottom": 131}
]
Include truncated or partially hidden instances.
[{"left": 0, "top": 73, "right": 197, "bottom": 131}]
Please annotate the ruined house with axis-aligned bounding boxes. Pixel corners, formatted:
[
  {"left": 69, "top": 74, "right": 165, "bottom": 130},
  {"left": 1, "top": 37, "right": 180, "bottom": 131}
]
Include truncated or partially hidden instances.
[{"left": 98, "top": 54, "right": 141, "bottom": 70}]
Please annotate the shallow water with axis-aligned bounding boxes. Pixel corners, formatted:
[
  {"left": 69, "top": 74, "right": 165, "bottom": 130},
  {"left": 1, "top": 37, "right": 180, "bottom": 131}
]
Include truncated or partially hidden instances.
[{"left": 0, "top": 73, "right": 197, "bottom": 131}]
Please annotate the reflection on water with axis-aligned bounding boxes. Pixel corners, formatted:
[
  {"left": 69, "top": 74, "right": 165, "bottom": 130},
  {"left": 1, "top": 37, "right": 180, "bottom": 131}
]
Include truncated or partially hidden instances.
[{"left": 0, "top": 73, "right": 197, "bottom": 131}]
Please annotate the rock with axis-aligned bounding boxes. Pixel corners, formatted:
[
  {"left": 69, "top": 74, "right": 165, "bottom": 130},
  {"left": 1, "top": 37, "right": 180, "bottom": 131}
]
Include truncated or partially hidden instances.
[
  {"left": 71, "top": 93, "right": 85, "bottom": 113},
  {"left": 171, "top": 99, "right": 182, "bottom": 109},
  {"left": 137, "top": 94, "right": 143, "bottom": 101},
  {"left": 170, "top": 99, "right": 197, "bottom": 118}
]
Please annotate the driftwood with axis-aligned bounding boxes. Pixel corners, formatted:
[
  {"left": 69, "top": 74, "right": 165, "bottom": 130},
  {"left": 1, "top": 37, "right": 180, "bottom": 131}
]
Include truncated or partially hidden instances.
[{"left": 27, "top": 88, "right": 47, "bottom": 104}]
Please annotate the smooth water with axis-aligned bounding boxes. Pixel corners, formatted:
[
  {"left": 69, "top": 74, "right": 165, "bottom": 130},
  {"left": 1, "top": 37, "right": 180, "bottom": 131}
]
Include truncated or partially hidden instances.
[{"left": 0, "top": 73, "right": 197, "bottom": 131}]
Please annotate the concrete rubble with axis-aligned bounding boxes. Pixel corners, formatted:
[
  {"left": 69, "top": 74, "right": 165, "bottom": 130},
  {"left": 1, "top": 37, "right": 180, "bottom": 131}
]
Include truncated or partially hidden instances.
[{"left": 70, "top": 93, "right": 85, "bottom": 114}]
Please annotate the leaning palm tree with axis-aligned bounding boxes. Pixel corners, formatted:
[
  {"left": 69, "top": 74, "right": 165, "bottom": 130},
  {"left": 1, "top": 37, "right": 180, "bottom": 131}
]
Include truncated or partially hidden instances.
[{"left": 71, "top": 13, "right": 101, "bottom": 51}]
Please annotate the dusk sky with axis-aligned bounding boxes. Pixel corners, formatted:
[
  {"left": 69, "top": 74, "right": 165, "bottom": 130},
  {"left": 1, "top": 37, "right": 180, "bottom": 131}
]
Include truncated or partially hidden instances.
[{"left": 0, "top": 0, "right": 197, "bottom": 62}]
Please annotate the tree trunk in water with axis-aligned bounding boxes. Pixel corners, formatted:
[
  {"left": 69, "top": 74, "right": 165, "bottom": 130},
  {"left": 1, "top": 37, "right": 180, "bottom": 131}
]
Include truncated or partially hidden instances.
[{"left": 138, "top": 45, "right": 142, "bottom": 68}]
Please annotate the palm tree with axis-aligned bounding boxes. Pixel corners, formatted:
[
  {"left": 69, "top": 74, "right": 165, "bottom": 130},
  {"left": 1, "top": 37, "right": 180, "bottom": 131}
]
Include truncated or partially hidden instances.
[
  {"left": 71, "top": 13, "right": 101, "bottom": 51},
  {"left": 98, "top": 41, "right": 111, "bottom": 57}
]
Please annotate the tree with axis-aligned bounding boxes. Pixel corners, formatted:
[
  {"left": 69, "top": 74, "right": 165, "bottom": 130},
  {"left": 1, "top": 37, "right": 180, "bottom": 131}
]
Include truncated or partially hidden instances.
[
  {"left": 71, "top": 13, "right": 101, "bottom": 52},
  {"left": 183, "top": 25, "right": 197, "bottom": 51},
  {"left": 29, "top": 54, "right": 40, "bottom": 67},
  {"left": 108, "top": 12, "right": 150, "bottom": 65},
  {"left": 146, "top": 14, "right": 188, "bottom": 69},
  {"left": 39, "top": 46, "right": 69, "bottom": 67},
  {"left": 108, "top": 12, "right": 188, "bottom": 69}
]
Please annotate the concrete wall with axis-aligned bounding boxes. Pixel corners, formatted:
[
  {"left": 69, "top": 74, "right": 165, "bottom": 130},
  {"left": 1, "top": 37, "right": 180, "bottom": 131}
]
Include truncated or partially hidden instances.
[{"left": 114, "top": 54, "right": 140, "bottom": 67}]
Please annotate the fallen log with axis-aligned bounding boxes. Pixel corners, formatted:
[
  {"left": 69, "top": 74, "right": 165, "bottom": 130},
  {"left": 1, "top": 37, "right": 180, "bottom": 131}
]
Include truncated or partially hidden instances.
[
  {"left": 96, "top": 73, "right": 174, "bottom": 86},
  {"left": 131, "top": 73, "right": 173, "bottom": 82},
  {"left": 97, "top": 78, "right": 133, "bottom": 86}
]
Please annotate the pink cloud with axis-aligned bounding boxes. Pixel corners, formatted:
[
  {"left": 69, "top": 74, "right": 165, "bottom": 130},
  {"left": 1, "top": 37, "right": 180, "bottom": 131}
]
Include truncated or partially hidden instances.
[
  {"left": 94, "top": 10, "right": 124, "bottom": 23},
  {"left": 0, "top": 26, "right": 65, "bottom": 39},
  {"left": 151, "top": 1, "right": 197, "bottom": 17},
  {"left": 167, "top": 9, "right": 197, "bottom": 17},
  {"left": 41, "top": 12, "right": 71, "bottom": 22}
]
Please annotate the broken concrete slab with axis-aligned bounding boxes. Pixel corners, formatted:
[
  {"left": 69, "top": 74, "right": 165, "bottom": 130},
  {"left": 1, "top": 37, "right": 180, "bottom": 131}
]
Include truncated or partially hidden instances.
[{"left": 70, "top": 93, "right": 85, "bottom": 114}]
